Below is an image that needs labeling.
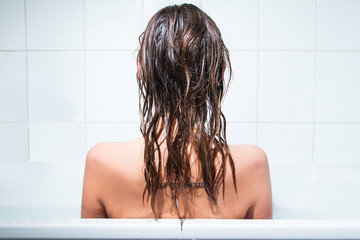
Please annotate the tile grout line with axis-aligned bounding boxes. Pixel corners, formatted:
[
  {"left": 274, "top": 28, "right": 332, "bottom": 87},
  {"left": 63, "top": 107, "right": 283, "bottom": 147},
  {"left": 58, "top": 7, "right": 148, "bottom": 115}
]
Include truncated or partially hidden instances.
[
  {"left": 0, "top": 49, "right": 137, "bottom": 52},
  {"left": 12, "top": 121, "right": 141, "bottom": 124},
  {"left": 255, "top": 0, "right": 260, "bottom": 145},
  {"left": 4, "top": 121, "right": 359, "bottom": 124},
  {"left": 83, "top": 0, "right": 88, "bottom": 154},
  {"left": 312, "top": 0, "right": 319, "bottom": 162},
  {"left": 24, "top": 0, "right": 31, "bottom": 162},
  {"left": 2, "top": 49, "right": 360, "bottom": 52}
]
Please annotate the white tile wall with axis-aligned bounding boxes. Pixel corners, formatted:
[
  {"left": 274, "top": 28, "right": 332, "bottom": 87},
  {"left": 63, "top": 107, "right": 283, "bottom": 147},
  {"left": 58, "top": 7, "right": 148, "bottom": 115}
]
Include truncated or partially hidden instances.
[
  {"left": 85, "top": 0, "right": 142, "bottom": 50},
  {"left": 0, "top": 123, "right": 28, "bottom": 162},
  {"left": 226, "top": 123, "right": 257, "bottom": 145},
  {"left": 0, "top": 162, "right": 84, "bottom": 208},
  {"left": 28, "top": 51, "right": 85, "bottom": 122},
  {"left": 0, "top": 0, "right": 26, "bottom": 50},
  {"left": 86, "top": 51, "right": 139, "bottom": 122},
  {"left": 258, "top": 52, "right": 314, "bottom": 122},
  {"left": 0, "top": 52, "right": 27, "bottom": 122},
  {"left": 29, "top": 123, "right": 86, "bottom": 162},
  {"left": 315, "top": 52, "right": 360, "bottom": 122},
  {"left": 259, "top": 0, "right": 316, "bottom": 50},
  {"left": 26, "top": 0, "right": 83, "bottom": 50},
  {"left": 314, "top": 124, "right": 360, "bottom": 162},
  {"left": 223, "top": 51, "right": 257, "bottom": 122},
  {"left": 317, "top": 0, "right": 360, "bottom": 50},
  {"left": 1, "top": 0, "right": 360, "bottom": 216},
  {"left": 202, "top": 0, "right": 257, "bottom": 50},
  {"left": 87, "top": 123, "right": 141, "bottom": 150},
  {"left": 258, "top": 123, "right": 313, "bottom": 162},
  {"left": 0, "top": 0, "right": 359, "bottom": 162}
]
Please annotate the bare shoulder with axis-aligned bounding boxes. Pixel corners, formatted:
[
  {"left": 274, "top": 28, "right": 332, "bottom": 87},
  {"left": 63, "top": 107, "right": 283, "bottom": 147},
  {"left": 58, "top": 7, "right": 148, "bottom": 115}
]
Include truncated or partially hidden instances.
[
  {"left": 229, "top": 144, "right": 268, "bottom": 172},
  {"left": 228, "top": 144, "right": 269, "bottom": 185},
  {"left": 85, "top": 138, "right": 144, "bottom": 170},
  {"left": 228, "top": 144, "right": 272, "bottom": 219},
  {"left": 81, "top": 138, "right": 144, "bottom": 218},
  {"left": 84, "top": 138, "right": 145, "bottom": 190}
]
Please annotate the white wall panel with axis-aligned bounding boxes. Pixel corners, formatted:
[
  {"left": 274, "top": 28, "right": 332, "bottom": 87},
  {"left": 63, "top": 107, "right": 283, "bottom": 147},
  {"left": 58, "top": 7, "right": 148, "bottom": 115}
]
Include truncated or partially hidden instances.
[
  {"left": 87, "top": 123, "right": 141, "bottom": 150},
  {"left": 29, "top": 123, "right": 86, "bottom": 162},
  {"left": 258, "top": 52, "right": 314, "bottom": 122},
  {"left": 317, "top": 0, "right": 360, "bottom": 50},
  {"left": 26, "top": 0, "right": 83, "bottom": 49},
  {"left": 315, "top": 52, "right": 360, "bottom": 122},
  {"left": 85, "top": 0, "right": 141, "bottom": 50},
  {"left": 0, "top": 123, "right": 28, "bottom": 162},
  {"left": 223, "top": 52, "right": 257, "bottom": 122},
  {"left": 259, "top": 0, "right": 316, "bottom": 50},
  {"left": 202, "top": 0, "right": 257, "bottom": 50},
  {"left": 226, "top": 123, "right": 257, "bottom": 145},
  {"left": 0, "top": 52, "right": 27, "bottom": 122},
  {"left": 258, "top": 123, "right": 313, "bottom": 162},
  {"left": 0, "top": 0, "right": 26, "bottom": 50},
  {"left": 28, "top": 51, "right": 85, "bottom": 122},
  {"left": 314, "top": 124, "right": 360, "bottom": 162},
  {"left": 86, "top": 51, "right": 139, "bottom": 122}
]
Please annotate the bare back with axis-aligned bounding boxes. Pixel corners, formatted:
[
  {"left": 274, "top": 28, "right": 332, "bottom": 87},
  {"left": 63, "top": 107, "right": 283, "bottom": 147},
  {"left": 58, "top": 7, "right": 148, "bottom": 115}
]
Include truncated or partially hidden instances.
[{"left": 81, "top": 138, "right": 272, "bottom": 219}]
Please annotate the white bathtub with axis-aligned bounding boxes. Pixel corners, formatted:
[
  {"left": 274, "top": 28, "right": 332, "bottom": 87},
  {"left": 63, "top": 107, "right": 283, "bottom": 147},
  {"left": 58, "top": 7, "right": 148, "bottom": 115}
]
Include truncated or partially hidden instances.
[
  {"left": 0, "top": 161, "right": 359, "bottom": 239},
  {"left": 1, "top": 219, "right": 360, "bottom": 239}
]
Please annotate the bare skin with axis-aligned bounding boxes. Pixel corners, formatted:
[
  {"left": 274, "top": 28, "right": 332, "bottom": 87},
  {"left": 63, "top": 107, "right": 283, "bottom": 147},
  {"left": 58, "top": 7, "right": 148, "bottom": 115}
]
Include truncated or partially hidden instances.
[{"left": 81, "top": 138, "right": 272, "bottom": 219}]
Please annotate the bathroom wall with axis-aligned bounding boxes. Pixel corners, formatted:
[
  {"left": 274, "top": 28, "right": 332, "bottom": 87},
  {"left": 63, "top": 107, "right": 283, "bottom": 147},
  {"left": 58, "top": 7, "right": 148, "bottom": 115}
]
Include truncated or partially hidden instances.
[{"left": 0, "top": 0, "right": 360, "bottom": 218}]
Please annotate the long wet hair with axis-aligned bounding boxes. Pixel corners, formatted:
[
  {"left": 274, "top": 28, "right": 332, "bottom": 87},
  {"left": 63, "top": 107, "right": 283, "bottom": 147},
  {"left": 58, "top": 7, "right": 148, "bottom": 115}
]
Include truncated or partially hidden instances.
[{"left": 137, "top": 4, "right": 236, "bottom": 218}]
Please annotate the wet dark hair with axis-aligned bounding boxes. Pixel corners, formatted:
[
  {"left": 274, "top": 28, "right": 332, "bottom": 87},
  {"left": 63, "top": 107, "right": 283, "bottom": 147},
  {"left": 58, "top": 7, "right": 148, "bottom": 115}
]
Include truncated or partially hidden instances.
[{"left": 137, "top": 3, "right": 236, "bottom": 218}]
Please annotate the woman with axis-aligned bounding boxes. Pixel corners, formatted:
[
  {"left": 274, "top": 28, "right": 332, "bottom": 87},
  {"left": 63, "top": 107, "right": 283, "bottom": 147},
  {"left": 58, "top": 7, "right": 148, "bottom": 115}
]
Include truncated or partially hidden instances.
[{"left": 81, "top": 4, "right": 272, "bottom": 219}]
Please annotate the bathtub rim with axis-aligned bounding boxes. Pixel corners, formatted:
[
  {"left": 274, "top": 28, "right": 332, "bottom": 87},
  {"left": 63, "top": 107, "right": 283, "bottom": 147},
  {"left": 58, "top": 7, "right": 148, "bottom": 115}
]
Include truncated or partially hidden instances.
[{"left": 0, "top": 219, "right": 360, "bottom": 239}]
